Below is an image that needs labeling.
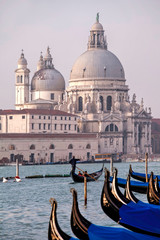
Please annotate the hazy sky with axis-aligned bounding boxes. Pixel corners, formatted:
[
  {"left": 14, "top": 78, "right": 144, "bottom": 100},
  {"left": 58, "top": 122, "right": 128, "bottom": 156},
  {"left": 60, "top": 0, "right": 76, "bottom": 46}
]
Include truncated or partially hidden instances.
[{"left": 0, "top": 0, "right": 160, "bottom": 117}]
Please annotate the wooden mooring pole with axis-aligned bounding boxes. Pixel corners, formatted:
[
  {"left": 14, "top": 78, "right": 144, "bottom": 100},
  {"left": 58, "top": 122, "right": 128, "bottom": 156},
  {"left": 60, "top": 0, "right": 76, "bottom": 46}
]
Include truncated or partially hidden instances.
[
  {"left": 84, "top": 176, "right": 87, "bottom": 206},
  {"left": 110, "top": 154, "right": 114, "bottom": 176},
  {"left": 145, "top": 152, "right": 148, "bottom": 182},
  {"left": 16, "top": 158, "right": 19, "bottom": 177}
]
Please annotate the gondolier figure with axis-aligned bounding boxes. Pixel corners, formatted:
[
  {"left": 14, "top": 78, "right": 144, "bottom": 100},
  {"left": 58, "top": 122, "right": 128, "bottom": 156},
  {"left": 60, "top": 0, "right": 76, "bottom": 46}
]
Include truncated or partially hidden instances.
[{"left": 69, "top": 156, "right": 79, "bottom": 172}]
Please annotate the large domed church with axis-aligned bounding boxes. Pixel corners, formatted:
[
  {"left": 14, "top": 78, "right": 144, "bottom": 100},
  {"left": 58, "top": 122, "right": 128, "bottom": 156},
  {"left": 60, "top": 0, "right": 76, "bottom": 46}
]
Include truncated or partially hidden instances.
[{"left": 14, "top": 14, "right": 152, "bottom": 155}]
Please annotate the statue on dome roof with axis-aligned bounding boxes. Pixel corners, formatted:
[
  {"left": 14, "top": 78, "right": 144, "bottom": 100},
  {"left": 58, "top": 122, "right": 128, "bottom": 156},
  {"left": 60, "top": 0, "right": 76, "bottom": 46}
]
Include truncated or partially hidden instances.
[{"left": 96, "top": 12, "right": 99, "bottom": 22}]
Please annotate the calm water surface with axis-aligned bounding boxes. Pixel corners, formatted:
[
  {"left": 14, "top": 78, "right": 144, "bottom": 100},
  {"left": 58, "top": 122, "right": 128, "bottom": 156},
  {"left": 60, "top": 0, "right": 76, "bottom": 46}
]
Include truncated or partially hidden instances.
[{"left": 1, "top": 161, "right": 160, "bottom": 240}]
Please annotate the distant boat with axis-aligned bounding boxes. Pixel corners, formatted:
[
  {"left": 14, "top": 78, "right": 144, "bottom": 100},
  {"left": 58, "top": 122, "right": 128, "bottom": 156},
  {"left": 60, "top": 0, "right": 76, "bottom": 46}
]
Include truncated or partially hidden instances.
[
  {"left": 129, "top": 165, "right": 160, "bottom": 182},
  {"left": 3, "top": 177, "right": 8, "bottom": 183},
  {"left": 70, "top": 164, "right": 104, "bottom": 182}
]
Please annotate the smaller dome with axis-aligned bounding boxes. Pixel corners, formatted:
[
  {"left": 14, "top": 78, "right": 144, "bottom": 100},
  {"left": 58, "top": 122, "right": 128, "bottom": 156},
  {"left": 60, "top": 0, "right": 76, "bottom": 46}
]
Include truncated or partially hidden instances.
[
  {"left": 91, "top": 22, "right": 103, "bottom": 31},
  {"left": 120, "top": 101, "right": 132, "bottom": 113},
  {"left": 31, "top": 68, "right": 65, "bottom": 91},
  {"left": 114, "top": 101, "right": 121, "bottom": 111},
  {"left": 18, "top": 52, "right": 27, "bottom": 68}
]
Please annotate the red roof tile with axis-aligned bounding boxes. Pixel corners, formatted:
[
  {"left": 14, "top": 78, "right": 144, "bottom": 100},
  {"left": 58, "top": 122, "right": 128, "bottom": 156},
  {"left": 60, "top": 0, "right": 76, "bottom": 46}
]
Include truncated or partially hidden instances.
[
  {"left": 0, "top": 133, "right": 97, "bottom": 139},
  {"left": 0, "top": 109, "right": 78, "bottom": 117}
]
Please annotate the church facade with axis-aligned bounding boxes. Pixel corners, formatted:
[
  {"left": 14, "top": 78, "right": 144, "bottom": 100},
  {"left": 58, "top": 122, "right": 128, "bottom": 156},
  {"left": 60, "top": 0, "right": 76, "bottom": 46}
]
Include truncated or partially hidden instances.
[{"left": 0, "top": 15, "right": 152, "bottom": 162}]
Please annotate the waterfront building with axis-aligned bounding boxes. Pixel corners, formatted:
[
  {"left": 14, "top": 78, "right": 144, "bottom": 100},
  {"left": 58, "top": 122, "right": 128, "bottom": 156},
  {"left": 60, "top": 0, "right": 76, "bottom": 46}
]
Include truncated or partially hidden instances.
[
  {"left": 0, "top": 133, "right": 98, "bottom": 163},
  {"left": 0, "top": 14, "right": 153, "bottom": 163},
  {"left": 0, "top": 109, "right": 78, "bottom": 134}
]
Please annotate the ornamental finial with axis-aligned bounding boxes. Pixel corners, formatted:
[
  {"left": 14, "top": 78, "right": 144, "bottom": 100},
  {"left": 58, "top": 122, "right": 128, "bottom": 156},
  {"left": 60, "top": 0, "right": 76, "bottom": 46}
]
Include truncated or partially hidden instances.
[
  {"left": 21, "top": 49, "right": 24, "bottom": 58},
  {"left": 96, "top": 12, "right": 99, "bottom": 22}
]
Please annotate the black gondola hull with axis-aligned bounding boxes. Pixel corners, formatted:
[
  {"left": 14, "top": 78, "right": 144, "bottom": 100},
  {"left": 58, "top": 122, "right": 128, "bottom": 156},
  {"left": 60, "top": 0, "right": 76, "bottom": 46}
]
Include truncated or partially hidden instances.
[{"left": 70, "top": 165, "right": 104, "bottom": 183}]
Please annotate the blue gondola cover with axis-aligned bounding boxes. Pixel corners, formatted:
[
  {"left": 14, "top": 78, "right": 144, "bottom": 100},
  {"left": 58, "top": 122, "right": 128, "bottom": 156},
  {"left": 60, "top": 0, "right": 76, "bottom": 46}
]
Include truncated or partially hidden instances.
[
  {"left": 109, "top": 176, "right": 149, "bottom": 187},
  {"left": 120, "top": 202, "right": 160, "bottom": 235},
  {"left": 88, "top": 224, "right": 160, "bottom": 240}
]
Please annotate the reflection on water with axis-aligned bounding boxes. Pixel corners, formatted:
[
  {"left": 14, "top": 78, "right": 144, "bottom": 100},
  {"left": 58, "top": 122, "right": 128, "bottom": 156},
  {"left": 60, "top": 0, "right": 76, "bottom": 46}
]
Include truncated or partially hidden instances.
[{"left": 1, "top": 162, "right": 160, "bottom": 239}]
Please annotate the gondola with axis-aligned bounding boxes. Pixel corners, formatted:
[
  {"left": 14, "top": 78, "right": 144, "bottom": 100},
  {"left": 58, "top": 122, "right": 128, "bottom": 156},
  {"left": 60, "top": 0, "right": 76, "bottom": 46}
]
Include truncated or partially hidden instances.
[
  {"left": 48, "top": 198, "right": 78, "bottom": 240},
  {"left": 129, "top": 165, "right": 160, "bottom": 182},
  {"left": 109, "top": 173, "right": 149, "bottom": 194},
  {"left": 70, "top": 164, "right": 104, "bottom": 183},
  {"left": 70, "top": 188, "right": 160, "bottom": 240},
  {"left": 101, "top": 169, "right": 160, "bottom": 237},
  {"left": 113, "top": 169, "right": 160, "bottom": 209},
  {"left": 147, "top": 172, "right": 160, "bottom": 205}
]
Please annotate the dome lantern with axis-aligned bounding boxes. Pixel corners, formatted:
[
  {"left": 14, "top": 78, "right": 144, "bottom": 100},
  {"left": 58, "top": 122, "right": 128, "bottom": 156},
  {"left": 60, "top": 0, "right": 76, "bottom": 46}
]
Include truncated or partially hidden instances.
[
  {"left": 88, "top": 13, "right": 107, "bottom": 50},
  {"left": 44, "top": 46, "right": 54, "bottom": 69},
  {"left": 37, "top": 52, "right": 44, "bottom": 71}
]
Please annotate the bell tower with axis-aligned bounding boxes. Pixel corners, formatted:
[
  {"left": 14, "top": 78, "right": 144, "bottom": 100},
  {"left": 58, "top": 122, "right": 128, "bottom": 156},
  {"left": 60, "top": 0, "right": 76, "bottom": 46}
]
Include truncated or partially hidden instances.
[{"left": 15, "top": 50, "right": 30, "bottom": 110}]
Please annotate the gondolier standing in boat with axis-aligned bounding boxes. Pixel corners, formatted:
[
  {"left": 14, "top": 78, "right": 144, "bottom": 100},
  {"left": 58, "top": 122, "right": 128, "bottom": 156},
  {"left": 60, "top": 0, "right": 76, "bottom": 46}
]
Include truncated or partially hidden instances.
[{"left": 69, "top": 156, "right": 80, "bottom": 172}]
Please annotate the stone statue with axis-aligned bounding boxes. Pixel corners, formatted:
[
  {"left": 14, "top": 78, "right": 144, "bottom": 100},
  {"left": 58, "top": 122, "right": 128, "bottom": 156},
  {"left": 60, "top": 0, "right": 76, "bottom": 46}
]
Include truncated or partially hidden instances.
[{"left": 96, "top": 13, "right": 99, "bottom": 22}]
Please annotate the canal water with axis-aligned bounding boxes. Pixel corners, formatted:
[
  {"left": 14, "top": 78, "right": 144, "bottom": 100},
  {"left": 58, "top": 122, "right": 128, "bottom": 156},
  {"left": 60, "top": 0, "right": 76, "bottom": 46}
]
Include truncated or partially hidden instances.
[{"left": 1, "top": 161, "right": 160, "bottom": 240}]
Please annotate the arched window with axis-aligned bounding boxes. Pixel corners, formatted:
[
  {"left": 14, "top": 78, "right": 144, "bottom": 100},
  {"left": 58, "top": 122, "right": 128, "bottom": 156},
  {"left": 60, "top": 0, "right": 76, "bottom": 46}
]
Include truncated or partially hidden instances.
[
  {"left": 115, "top": 125, "right": 118, "bottom": 132},
  {"left": 49, "top": 144, "right": 55, "bottom": 149},
  {"left": 30, "top": 144, "right": 35, "bottom": 150},
  {"left": 105, "top": 125, "right": 109, "bottom": 132},
  {"left": 68, "top": 144, "right": 73, "bottom": 149},
  {"left": 86, "top": 144, "right": 91, "bottom": 149},
  {"left": 9, "top": 144, "right": 15, "bottom": 150},
  {"left": 20, "top": 75, "right": 23, "bottom": 83},
  {"left": 107, "top": 96, "right": 112, "bottom": 110},
  {"left": 78, "top": 97, "right": 83, "bottom": 111},
  {"left": 100, "top": 96, "right": 103, "bottom": 111},
  {"left": 105, "top": 124, "right": 118, "bottom": 132},
  {"left": 110, "top": 123, "right": 114, "bottom": 132}
]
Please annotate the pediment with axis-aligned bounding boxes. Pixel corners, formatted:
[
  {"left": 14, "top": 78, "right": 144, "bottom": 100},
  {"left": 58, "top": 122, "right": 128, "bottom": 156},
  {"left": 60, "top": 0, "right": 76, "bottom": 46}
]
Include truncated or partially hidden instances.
[
  {"left": 103, "top": 113, "right": 122, "bottom": 122},
  {"left": 136, "top": 109, "right": 151, "bottom": 119}
]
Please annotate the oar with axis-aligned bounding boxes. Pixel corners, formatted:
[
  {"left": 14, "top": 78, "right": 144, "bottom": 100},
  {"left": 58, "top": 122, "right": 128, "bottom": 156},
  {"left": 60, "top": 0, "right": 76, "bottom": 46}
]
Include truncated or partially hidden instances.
[{"left": 76, "top": 166, "right": 98, "bottom": 182}]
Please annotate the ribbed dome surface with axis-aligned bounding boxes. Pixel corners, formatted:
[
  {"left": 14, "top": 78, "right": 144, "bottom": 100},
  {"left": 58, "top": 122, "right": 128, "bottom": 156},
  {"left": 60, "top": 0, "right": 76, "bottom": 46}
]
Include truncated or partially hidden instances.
[
  {"left": 70, "top": 49, "right": 125, "bottom": 80},
  {"left": 91, "top": 22, "right": 103, "bottom": 31},
  {"left": 31, "top": 68, "right": 65, "bottom": 91}
]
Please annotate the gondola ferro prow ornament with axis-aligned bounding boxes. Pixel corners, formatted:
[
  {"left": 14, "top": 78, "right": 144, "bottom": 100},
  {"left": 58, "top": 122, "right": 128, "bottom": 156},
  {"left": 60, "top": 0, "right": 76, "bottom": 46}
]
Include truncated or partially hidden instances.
[
  {"left": 70, "top": 188, "right": 91, "bottom": 240},
  {"left": 48, "top": 198, "right": 71, "bottom": 240}
]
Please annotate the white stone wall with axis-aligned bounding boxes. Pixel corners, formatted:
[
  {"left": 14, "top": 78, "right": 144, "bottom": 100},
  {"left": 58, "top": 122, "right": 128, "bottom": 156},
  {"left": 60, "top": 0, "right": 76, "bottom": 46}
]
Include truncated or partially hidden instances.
[
  {"left": 31, "top": 90, "right": 63, "bottom": 103},
  {"left": 99, "top": 135, "right": 123, "bottom": 154}
]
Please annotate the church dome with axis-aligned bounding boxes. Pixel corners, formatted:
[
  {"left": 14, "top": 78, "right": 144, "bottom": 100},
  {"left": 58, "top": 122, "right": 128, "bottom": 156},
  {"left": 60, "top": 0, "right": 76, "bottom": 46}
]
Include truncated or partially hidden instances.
[
  {"left": 70, "top": 48, "right": 125, "bottom": 80},
  {"left": 18, "top": 52, "right": 27, "bottom": 68},
  {"left": 70, "top": 15, "right": 125, "bottom": 82},
  {"left": 31, "top": 47, "right": 65, "bottom": 91},
  {"left": 31, "top": 68, "right": 65, "bottom": 91}
]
